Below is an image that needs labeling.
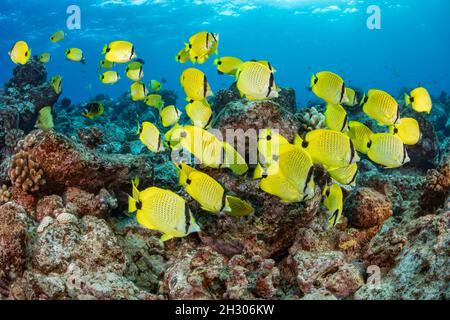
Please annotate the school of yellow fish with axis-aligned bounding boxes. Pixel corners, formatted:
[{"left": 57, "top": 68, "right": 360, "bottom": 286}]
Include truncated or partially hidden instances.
[{"left": 8, "top": 31, "right": 433, "bottom": 242}]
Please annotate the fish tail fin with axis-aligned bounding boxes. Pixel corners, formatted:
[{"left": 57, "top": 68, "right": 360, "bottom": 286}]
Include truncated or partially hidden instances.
[
  {"left": 310, "top": 74, "right": 316, "bottom": 88},
  {"left": 128, "top": 195, "right": 137, "bottom": 213},
  {"left": 253, "top": 163, "right": 265, "bottom": 180},
  {"left": 213, "top": 58, "right": 219, "bottom": 65},
  {"left": 224, "top": 195, "right": 254, "bottom": 217},
  {"left": 360, "top": 93, "right": 367, "bottom": 107},
  {"left": 294, "top": 133, "right": 304, "bottom": 148},
  {"left": 405, "top": 93, "right": 411, "bottom": 106}
]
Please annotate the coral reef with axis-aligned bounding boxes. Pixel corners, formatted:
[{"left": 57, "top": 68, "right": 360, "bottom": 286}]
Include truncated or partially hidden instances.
[{"left": 0, "top": 57, "right": 449, "bottom": 301}]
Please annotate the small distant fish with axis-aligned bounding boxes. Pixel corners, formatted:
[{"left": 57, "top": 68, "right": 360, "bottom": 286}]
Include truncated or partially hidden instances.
[
  {"left": 405, "top": 87, "right": 432, "bottom": 114},
  {"left": 39, "top": 53, "right": 51, "bottom": 63},
  {"left": 296, "top": 129, "right": 359, "bottom": 168},
  {"left": 50, "top": 30, "right": 65, "bottom": 43},
  {"left": 82, "top": 102, "right": 104, "bottom": 120},
  {"left": 103, "top": 41, "right": 136, "bottom": 63},
  {"left": 185, "top": 100, "right": 213, "bottom": 129},
  {"left": 137, "top": 121, "right": 162, "bottom": 153},
  {"left": 236, "top": 61, "right": 279, "bottom": 101},
  {"left": 325, "top": 104, "right": 348, "bottom": 132},
  {"left": 128, "top": 181, "right": 200, "bottom": 242},
  {"left": 180, "top": 68, "right": 213, "bottom": 101},
  {"left": 65, "top": 48, "right": 85, "bottom": 64},
  {"left": 130, "top": 82, "right": 148, "bottom": 101},
  {"left": 361, "top": 89, "right": 400, "bottom": 126},
  {"left": 389, "top": 118, "right": 421, "bottom": 146},
  {"left": 100, "top": 59, "right": 114, "bottom": 69},
  {"left": 99, "top": 71, "right": 120, "bottom": 85},
  {"left": 145, "top": 94, "right": 164, "bottom": 109},
  {"left": 367, "top": 133, "right": 410, "bottom": 169},
  {"left": 175, "top": 47, "right": 190, "bottom": 64},
  {"left": 323, "top": 184, "right": 343, "bottom": 228},
  {"left": 51, "top": 75, "right": 63, "bottom": 94},
  {"left": 160, "top": 105, "right": 181, "bottom": 127},
  {"left": 150, "top": 80, "right": 162, "bottom": 92},
  {"left": 214, "top": 56, "right": 243, "bottom": 76},
  {"left": 186, "top": 31, "right": 219, "bottom": 64},
  {"left": 310, "top": 71, "right": 346, "bottom": 105},
  {"left": 126, "top": 61, "right": 144, "bottom": 81},
  {"left": 343, "top": 87, "right": 358, "bottom": 107},
  {"left": 9, "top": 41, "right": 31, "bottom": 65},
  {"left": 35, "top": 106, "right": 54, "bottom": 130},
  {"left": 346, "top": 121, "right": 373, "bottom": 155},
  {"left": 326, "top": 163, "right": 358, "bottom": 187},
  {"left": 161, "top": 78, "right": 167, "bottom": 84}
]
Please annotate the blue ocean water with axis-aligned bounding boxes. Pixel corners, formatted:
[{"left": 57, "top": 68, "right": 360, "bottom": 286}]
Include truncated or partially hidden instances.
[{"left": 1, "top": 0, "right": 449, "bottom": 107}]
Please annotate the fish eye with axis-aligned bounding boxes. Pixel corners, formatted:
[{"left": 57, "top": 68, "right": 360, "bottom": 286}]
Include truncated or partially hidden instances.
[
  {"left": 106, "top": 48, "right": 111, "bottom": 53},
  {"left": 186, "top": 179, "right": 192, "bottom": 185},
  {"left": 267, "top": 135, "right": 272, "bottom": 141},
  {"left": 326, "top": 190, "right": 330, "bottom": 197},
  {"left": 394, "top": 128, "right": 399, "bottom": 134}
]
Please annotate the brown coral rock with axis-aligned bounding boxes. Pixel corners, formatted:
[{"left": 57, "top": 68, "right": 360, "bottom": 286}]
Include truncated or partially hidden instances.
[
  {"left": 420, "top": 155, "right": 450, "bottom": 214},
  {"left": 0, "top": 203, "right": 28, "bottom": 280},
  {"left": 214, "top": 100, "right": 299, "bottom": 144},
  {"left": 63, "top": 187, "right": 117, "bottom": 218},
  {"left": 345, "top": 187, "right": 393, "bottom": 229},
  {"left": 25, "top": 130, "right": 152, "bottom": 194},
  {"left": 35, "top": 195, "right": 64, "bottom": 222}
]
